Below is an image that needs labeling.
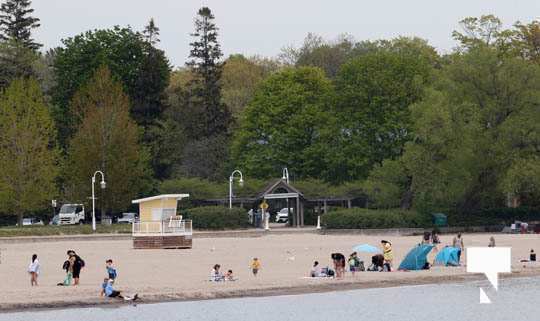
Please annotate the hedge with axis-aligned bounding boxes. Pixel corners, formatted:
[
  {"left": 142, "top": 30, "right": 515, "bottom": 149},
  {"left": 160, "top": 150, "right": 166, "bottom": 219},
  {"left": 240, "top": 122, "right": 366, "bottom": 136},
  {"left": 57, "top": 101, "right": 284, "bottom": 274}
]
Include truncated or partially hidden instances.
[
  {"left": 448, "top": 207, "right": 540, "bottom": 226},
  {"left": 322, "top": 208, "right": 431, "bottom": 229},
  {"left": 183, "top": 206, "right": 250, "bottom": 230}
]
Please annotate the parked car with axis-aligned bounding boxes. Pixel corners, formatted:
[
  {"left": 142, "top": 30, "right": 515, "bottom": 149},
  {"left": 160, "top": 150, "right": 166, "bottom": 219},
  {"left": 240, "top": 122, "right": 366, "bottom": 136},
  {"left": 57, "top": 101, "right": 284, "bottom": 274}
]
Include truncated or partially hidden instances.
[
  {"left": 275, "top": 208, "right": 292, "bottom": 223},
  {"left": 22, "top": 217, "right": 44, "bottom": 226},
  {"left": 117, "top": 212, "right": 137, "bottom": 224},
  {"left": 49, "top": 215, "right": 60, "bottom": 225}
]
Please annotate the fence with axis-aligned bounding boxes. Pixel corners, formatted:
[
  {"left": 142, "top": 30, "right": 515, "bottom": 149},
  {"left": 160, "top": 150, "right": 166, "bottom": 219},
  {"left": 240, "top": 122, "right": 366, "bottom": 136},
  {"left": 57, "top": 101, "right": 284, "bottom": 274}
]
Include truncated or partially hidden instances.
[{"left": 132, "top": 219, "right": 192, "bottom": 236}]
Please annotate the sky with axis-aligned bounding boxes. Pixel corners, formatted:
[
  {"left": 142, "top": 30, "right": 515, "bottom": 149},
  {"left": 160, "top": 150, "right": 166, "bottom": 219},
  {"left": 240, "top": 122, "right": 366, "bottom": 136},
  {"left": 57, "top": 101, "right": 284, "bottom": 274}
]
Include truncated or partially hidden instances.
[{"left": 31, "top": 0, "right": 540, "bottom": 67}]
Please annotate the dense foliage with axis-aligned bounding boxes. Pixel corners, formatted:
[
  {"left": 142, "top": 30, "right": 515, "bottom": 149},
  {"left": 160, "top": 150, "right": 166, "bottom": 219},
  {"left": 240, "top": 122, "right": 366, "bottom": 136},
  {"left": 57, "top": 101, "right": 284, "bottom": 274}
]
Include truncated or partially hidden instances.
[
  {"left": 323, "top": 208, "right": 431, "bottom": 229},
  {"left": 1, "top": 5, "right": 540, "bottom": 225}
]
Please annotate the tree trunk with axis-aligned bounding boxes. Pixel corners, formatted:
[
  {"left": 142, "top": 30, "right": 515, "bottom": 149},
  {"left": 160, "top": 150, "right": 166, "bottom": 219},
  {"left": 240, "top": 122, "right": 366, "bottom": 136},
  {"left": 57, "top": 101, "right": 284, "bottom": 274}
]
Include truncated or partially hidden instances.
[{"left": 17, "top": 212, "right": 23, "bottom": 227}]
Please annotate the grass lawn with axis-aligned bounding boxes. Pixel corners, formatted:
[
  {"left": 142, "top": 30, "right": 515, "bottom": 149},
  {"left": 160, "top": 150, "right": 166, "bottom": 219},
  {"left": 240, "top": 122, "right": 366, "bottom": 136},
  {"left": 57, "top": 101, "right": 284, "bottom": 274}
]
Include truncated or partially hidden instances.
[{"left": 0, "top": 224, "right": 132, "bottom": 237}]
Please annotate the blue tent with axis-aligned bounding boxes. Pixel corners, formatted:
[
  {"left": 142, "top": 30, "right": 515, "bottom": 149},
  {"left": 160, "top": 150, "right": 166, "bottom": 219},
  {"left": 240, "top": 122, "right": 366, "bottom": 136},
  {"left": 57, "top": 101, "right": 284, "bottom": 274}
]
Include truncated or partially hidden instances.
[
  {"left": 398, "top": 244, "right": 434, "bottom": 271},
  {"left": 435, "top": 246, "right": 460, "bottom": 266}
]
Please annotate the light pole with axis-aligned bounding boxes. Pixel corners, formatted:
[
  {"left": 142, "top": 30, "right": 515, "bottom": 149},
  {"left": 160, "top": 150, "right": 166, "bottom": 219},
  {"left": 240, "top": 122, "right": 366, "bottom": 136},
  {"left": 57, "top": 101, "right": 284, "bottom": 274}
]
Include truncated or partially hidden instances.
[
  {"left": 229, "top": 170, "right": 244, "bottom": 209},
  {"left": 282, "top": 167, "right": 289, "bottom": 184},
  {"left": 91, "top": 171, "right": 106, "bottom": 231}
]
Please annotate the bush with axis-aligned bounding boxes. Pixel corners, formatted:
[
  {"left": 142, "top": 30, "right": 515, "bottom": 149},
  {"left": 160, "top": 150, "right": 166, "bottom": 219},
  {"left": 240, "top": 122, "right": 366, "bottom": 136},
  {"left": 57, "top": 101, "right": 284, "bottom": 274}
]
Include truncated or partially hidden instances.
[
  {"left": 323, "top": 208, "right": 431, "bottom": 229},
  {"left": 183, "top": 206, "right": 250, "bottom": 230}
]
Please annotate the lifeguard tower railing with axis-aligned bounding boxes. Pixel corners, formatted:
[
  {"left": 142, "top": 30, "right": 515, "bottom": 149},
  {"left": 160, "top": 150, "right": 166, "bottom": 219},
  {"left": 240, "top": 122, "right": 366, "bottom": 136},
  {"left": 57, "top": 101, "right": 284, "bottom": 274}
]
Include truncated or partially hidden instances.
[{"left": 132, "top": 216, "right": 192, "bottom": 236}]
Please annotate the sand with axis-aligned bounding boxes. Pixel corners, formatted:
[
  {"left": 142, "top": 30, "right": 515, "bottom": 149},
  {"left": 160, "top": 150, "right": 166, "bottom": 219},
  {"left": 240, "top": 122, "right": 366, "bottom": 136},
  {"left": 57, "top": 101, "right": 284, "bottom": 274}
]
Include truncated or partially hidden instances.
[{"left": 1, "top": 232, "right": 539, "bottom": 311}]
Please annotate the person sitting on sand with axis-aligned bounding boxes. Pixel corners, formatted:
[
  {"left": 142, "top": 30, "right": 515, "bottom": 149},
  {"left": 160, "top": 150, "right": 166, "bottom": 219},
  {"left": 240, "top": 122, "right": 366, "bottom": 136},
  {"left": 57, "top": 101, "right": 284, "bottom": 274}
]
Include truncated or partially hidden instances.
[
  {"left": 331, "top": 253, "right": 346, "bottom": 278},
  {"left": 210, "top": 264, "right": 224, "bottom": 281},
  {"left": 100, "top": 278, "right": 138, "bottom": 301},
  {"left": 310, "top": 261, "right": 322, "bottom": 277},
  {"left": 225, "top": 269, "right": 236, "bottom": 281},
  {"left": 421, "top": 232, "right": 431, "bottom": 245},
  {"left": 531, "top": 249, "right": 536, "bottom": 262},
  {"left": 488, "top": 236, "right": 496, "bottom": 247}
]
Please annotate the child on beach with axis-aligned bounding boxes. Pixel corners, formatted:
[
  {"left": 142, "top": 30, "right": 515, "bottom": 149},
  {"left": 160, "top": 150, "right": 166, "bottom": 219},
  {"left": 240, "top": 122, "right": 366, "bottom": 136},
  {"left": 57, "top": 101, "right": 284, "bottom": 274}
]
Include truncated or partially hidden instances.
[
  {"left": 210, "top": 264, "right": 224, "bottom": 281},
  {"left": 28, "top": 254, "right": 40, "bottom": 286},
  {"left": 100, "top": 278, "right": 138, "bottom": 301},
  {"left": 58, "top": 255, "right": 75, "bottom": 286},
  {"left": 250, "top": 258, "right": 261, "bottom": 276},
  {"left": 225, "top": 269, "right": 235, "bottom": 281},
  {"left": 106, "top": 259, "right": 117, "bottom": 281}
]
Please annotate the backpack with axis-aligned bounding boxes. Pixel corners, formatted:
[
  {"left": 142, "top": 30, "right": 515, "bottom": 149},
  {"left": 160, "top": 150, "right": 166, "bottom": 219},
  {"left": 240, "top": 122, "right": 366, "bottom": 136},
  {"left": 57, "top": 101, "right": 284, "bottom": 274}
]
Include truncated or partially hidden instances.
[{"left": 62, "top": 260, "right": 69, "bottom": 271}]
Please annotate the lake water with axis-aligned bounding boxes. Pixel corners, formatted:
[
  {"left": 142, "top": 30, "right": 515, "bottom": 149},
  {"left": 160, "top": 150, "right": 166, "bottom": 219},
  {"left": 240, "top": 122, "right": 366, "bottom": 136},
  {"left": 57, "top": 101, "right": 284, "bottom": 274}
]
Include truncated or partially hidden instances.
[{"left": 1, "top": 277, "right": 539, "bottom": 321}]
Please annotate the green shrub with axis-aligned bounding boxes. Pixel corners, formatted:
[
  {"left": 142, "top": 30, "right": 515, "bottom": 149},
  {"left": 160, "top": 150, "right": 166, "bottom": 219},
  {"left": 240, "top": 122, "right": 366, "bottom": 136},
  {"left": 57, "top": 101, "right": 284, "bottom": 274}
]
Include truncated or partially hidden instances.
[
  {"left": 448, "top": 207, "right": 540, "bottom": 226},
  {"left": 183, "top": 206, "right": 250, "bottom": 230},
  {"left": 323, "top": 208, "right": 431, "bottom": 229}
]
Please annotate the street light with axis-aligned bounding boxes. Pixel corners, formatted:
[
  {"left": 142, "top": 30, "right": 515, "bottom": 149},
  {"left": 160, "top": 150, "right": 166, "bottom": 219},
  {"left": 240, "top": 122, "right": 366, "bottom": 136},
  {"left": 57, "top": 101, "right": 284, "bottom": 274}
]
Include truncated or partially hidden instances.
[
  {"left": 229, "top": 170, "right": 244, "bottom": 209},
  {"left": 282, "top": 167, "right": 289, "bottom": 184},
  {"left": 91, "top": 170, "right": 106, "bottom": 231}
]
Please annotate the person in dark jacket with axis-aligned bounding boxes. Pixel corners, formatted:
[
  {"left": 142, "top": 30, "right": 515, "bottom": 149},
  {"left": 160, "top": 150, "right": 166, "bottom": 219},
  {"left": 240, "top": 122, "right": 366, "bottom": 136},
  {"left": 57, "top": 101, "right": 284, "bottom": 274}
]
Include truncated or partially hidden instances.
[{"left": 67, "top": 250, "right": 85, "bottom": 285}]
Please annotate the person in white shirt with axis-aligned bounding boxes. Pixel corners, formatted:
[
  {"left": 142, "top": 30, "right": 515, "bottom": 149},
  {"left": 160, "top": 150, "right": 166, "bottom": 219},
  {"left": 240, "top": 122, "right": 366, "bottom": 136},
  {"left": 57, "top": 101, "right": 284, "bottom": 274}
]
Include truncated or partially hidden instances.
[
  {"left": 28, "top": 254, "right": 40, "bottom": 286},
  {"left": 310, "top": 261, "right": 322, "bottom": 277}
]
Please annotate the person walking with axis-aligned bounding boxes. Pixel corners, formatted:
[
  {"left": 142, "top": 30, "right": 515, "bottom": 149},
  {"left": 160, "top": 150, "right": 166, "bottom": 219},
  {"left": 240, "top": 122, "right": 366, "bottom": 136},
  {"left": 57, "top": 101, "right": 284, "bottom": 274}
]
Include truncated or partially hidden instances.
[
  {"left": 452, "top": 233, "right": 464, "bottom": 263},
  {"left": 250, "top": 258, "right": 261, "bottom": 277},
  {"left": 28, "top": 254, "right": 40, "bottom": 286}
]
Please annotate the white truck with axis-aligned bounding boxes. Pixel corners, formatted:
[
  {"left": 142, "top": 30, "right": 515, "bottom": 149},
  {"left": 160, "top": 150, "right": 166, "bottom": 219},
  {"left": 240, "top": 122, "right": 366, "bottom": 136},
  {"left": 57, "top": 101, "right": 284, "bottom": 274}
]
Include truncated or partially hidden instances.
[{"left": 59, "top": 204, "right": 86, "bottom": 225}]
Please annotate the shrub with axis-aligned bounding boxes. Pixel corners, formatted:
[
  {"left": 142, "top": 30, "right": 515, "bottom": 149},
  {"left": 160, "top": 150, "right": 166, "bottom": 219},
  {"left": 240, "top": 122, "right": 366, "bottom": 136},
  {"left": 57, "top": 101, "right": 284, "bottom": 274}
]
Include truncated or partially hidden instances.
[
  {"left": 322, "top": 208, "right": 431, "bottom": 229},
  {"left": 183, "top": 206, "right": 250, "bottom": 230},
  {"left": 448, "top": 207, "right": 540, "bottom": 226}
]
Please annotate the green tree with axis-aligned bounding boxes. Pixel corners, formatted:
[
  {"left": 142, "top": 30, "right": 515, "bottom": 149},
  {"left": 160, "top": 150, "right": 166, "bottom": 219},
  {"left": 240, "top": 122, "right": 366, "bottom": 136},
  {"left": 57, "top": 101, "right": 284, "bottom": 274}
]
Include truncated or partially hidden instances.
[
  {"left": 221, "top": 54, "right": 272, "bottom": 118},
  {"left": 0, "top": 78, "right": 58, "bottom": 226},
  {"left": 142, "top": 17, "right": 160, "bottom": 45},
  {"left": 330, "top": 50, "right": 432, "bottom": 183},
  {"left": 232, "top": 67, "right": 334, "bottom": 180},
  {"left": 0, "top": 0, "right": 40, "bottom": 50},
  {"left": 0, "top": 39, "right": 37, "bottom": 89},
  {"left": 64, "top": 67, "right": 151, "bottom": 214},
  {"left": 53, "top": 26, "right": 170, "bottom": 143},
  {"left": 185, "top": 6, "right": 231, "bottom": 138}
]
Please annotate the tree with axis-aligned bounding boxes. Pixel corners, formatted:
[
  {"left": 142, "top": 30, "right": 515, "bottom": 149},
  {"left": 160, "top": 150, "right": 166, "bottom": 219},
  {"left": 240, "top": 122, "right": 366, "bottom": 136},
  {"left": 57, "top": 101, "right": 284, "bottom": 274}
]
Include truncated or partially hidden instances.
[
  {"left": 0, "top": 39, "right": 37, "bottom": 89},
  {"left": 185, "top": 6, "right": 231, "bottom": 138},
  {"left": 53, "top": 26, "right": 170, "bottom": 144},
  {"left": 64, "top": 67, "right": 151, "bottom": 214},
  {"left": 221, "top": 54, "right": 272, "bottom": 118},
  {"left": 0, "top": 0, "right": 40, "bottom": 50},
  {"left": 0, "top": 78, "right": 58, "bottom": 226},
  {"left": 330, "top": 50, "right": 433, "bottom": 183},
  {"left": 232, "top": 67, "right": 334, "bottom": 180},
  {"left": 143, "top": 17, "right": 160, "bottom": 45}
]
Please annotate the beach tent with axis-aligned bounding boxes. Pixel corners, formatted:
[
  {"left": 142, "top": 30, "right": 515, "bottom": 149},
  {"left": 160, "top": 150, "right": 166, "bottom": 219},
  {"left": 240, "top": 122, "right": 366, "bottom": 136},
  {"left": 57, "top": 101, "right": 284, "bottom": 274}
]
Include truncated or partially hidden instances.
[
  {"left": 398, "top": 244, "right": 434, "bottom": 271},
  {"left": 435, "top": 246, "right": 460, "bottom": 266}
]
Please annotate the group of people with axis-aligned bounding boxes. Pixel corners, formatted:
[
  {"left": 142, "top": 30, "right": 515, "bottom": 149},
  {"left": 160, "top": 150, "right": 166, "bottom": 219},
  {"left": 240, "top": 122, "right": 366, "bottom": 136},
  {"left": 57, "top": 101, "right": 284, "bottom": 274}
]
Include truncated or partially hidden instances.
[
  {"left": 27, "top": 250, "right": 137, "bottom": 301},
  {"left": 209, "top": 258, "right": 261, "bottom": 282}
]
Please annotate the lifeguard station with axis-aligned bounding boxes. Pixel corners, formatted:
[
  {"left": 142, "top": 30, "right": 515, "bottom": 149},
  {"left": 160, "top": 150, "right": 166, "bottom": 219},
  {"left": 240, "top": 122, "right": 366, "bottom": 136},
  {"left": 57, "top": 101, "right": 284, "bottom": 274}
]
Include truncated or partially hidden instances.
[{"left": 131, "top": 194, "right": 192, "bottom": 249}]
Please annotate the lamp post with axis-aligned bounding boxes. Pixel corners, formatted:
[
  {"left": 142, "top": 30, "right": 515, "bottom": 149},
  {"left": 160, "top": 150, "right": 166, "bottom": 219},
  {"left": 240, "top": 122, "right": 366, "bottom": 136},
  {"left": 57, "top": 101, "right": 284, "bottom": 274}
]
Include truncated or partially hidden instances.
[
  {"left": 229, "top": 170, "right": 244, "bottom": 209},
  {"left": 91, "top": 171, "right": 106, "bottom": 231},
  {"left": 282, "top": 167, "right": 289, "bottom": 184}
]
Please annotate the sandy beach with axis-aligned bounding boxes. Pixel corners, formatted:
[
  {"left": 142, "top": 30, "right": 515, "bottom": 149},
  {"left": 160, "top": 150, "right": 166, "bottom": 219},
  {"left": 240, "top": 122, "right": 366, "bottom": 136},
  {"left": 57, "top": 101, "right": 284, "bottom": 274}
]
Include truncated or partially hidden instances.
[{"left": 1, "top": 232, "right": 539, "bottom": 311}]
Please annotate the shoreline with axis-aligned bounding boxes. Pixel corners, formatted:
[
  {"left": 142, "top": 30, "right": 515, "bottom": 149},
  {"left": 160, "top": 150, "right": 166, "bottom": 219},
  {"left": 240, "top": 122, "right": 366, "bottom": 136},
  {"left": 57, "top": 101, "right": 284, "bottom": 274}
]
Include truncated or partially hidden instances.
[{"left": 3, "top": 269, "right": 540, "bottom": 314}]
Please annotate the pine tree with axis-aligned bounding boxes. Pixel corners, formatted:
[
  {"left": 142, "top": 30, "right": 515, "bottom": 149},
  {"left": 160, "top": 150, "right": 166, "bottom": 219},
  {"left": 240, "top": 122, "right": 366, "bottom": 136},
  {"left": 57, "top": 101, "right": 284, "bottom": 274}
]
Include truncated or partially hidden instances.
[
  {"left": 143, "top": 17, "right": 160, "bottom": 45},
  {"left": 186, "top": 6, "right": 231, "bottom": 138},
  {"left": 0, "top": 78, "right": 58, "bottom": 226},
  {"left": 0, "top": 0, "right": 41, "bottom": 50}
]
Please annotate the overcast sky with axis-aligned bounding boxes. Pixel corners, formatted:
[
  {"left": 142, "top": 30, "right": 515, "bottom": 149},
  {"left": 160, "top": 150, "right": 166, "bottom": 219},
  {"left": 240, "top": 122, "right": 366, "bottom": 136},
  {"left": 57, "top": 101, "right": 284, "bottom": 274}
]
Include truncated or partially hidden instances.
[{"left": 32, "top": 0, "right": 540, "bottom": 67}]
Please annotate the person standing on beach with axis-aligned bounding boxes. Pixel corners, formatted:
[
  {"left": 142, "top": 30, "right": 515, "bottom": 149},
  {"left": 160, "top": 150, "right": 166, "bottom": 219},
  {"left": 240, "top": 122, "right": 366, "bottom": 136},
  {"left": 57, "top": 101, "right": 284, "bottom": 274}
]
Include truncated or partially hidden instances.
[
  {"left": 67, "top": 250, "right": 85, "bottom": 285},
  {"left": 106, "top": 259, "right": 117, "bottom": 282},
  {"left": 331, "top": 253, "right": 346, "bottom": 278},
  {"left": 488, "top": 236, "right": 496, "bottom": 247},
  {"left": 250, "top": 258, "right": 261, "bottom": 276},
  {"left": 28, "top": 254, "right": 40, "bottom": 286},
  {"left": 381, "top": 240, "right": 393, "bottom": 272},
  {"left": 452, "top": 233, "right": 464, "bottom": 263}
]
